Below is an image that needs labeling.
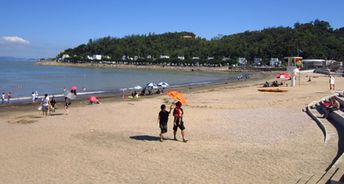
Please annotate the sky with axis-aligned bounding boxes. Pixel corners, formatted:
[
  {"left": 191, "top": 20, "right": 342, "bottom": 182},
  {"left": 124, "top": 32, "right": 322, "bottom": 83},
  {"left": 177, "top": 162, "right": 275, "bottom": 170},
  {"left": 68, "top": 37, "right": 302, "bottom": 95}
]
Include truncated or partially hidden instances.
[{"left": 0, "top": 0, "right": 343, "bottom": 58}]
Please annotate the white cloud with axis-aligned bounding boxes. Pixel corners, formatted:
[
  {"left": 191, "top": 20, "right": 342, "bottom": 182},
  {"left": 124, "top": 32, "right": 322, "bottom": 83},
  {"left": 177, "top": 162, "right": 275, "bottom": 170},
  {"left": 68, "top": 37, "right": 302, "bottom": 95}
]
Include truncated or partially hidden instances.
[{"left": 1, "top": 36, "right": 30, "bottom": 45}]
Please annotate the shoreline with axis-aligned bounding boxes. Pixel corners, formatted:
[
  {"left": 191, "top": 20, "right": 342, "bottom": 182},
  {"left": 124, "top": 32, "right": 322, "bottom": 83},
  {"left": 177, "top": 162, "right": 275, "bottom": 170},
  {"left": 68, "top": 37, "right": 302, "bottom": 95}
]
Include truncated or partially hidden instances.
[
  {"left": 0, "top": 71, "right": 274, "bottom": 116},
  {"left": 36, "top": 60, "right": 274, "bottom": 73},
  {"left": 2, "top": 61, "right": 273, "bottom": 105}
]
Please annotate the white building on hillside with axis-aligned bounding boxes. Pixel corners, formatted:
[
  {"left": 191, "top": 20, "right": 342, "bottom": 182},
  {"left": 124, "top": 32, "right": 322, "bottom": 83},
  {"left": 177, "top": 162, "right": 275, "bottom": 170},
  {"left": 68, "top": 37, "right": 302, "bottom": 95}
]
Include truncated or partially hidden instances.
[
  {"left": 222, "top": 57, "right": 230, "bottom": 61},
  {"left": 270, "top": 58, "right": 281, "bottom": 67},
  {"left": 254, "top": 58, "right": 262, "bottom": 66},
  {"left": 192, "top": 57, "right": 200, "bottom": 60},
  {"left": 302, "top": 59, "right": 325, "bottom": 69},
  {"left": 62, "top": 54, "right": 70, "bottom": 60},
  {"left": 238, "top": 57, "right": 247, "bottom": 65},
  {"left": 178, "top": 56, "right": 185, "bottom": 60},
  {"left": 93, "top": 55, "right": 102, "bottom": 60},
  {"left": 160, "top": 55, "right": 170, "bottom": 59},
  {"left": 207, "top": 57, "right": 214, "bottom": 60}
]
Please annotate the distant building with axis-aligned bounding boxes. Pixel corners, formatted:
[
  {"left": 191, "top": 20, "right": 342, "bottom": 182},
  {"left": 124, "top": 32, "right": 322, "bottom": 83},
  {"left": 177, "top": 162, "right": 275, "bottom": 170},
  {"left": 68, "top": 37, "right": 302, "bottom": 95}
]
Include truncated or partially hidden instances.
[
  {"left": 104, "top": 55, "right": 111, "bottom": 60},
  {"left": 147, "top": 55, "right": 152, "bottom": 59},
  {"left": 192, "top": 57, "right": 200, "bottom": 60},
  {"left": 238, "top": 57, "right": 247, "bottom": 65},
  {"left": 93, "top": 55, "right": 102, "bottom": 60},
  {"left": 160, "top": 55, "right": 170, "bottom": 59},
  {"left": 222, "top": 57, "right": 230, "bottom": 62},
  {"left": 122, "top": 55, "right": 127, "bottom": 60},
  {"left": 177, "top": 56, "right": 185, "bottom": 60},
  {"left": 182, "top": 35, "right": 194, "bottom": 39},
  {"left": 270, "top": 58, "right": 281, "bottom": 67},
  {"left": 62, "top": 54, "right": 70, "bottom": 60},
  {"left": 207, "top": 57, "right": 214, "bottom": 60},
  {"left": 254, "top": 58, "right": 262, "bottom": 66},
  {"left": 302, "top": 59, "right": 325, "bottom": 69}
]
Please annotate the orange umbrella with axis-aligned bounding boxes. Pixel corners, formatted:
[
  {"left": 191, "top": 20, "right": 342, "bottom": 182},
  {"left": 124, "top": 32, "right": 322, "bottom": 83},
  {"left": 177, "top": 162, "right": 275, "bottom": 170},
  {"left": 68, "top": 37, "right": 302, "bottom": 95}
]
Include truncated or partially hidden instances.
[{"left": 166, "top": 90, "right": 187, "bottom": 104}]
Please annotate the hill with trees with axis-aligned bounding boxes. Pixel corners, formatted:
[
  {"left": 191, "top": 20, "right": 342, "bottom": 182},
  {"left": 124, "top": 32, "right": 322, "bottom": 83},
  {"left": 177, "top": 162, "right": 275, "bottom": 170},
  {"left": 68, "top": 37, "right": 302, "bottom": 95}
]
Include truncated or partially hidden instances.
[{"left": 58, "top": 19, "right": 344, "bottom": 65}]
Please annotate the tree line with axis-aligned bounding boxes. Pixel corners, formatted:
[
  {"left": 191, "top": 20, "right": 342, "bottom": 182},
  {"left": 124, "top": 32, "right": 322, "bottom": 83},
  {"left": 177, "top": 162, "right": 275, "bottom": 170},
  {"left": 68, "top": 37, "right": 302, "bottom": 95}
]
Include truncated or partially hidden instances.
[{"left": 58, "top": 19, "right": 344, "bottom": 65}]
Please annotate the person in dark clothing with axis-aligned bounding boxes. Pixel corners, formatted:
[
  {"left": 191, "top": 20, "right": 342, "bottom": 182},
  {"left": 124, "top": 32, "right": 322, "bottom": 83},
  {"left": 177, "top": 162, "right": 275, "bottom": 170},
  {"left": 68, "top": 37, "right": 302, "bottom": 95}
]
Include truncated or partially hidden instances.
[
  {"left": 50, "top": 96, "right": 56, "bottom": 112},
  {"left": 140, "top": 88, "right": 146, "bottom": 96},
  {"left": 157, "top": 104, "right": 172, "bottom": 142}
]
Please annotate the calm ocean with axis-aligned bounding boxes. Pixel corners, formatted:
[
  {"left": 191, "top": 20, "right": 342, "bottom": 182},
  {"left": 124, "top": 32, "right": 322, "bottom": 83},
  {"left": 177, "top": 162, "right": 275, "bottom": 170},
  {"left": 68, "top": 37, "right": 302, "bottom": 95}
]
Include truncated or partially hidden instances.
[{"left": 0, "top": 60, "right": 241, "bottom": 102}]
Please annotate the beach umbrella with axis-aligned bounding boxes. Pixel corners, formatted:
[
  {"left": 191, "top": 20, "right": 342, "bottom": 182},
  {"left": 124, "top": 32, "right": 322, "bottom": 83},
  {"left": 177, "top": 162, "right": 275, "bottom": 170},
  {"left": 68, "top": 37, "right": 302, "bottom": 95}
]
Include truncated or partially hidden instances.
[
  {"left": 158, "top": 82, "right": 169, "bottom": 88},
  {"left": 70, "top": 86, "right": 77, "bottom": 90},
  {"left": 133, "top": 85, "right": 142, "bottom": 90},
  {"left": 152, "top": 85, "right": 159, "bottom": 89},
  {"left": 145, "top": 82, "right": 158, "bottom": 89},
  {"left": 166, "top": 90, "right": 187, "bottom": 104},
  {"left": 66, "top": 92, "right": 76, "bottom": 100},
  {"left": 89, "top": 96, "right": 97, "bottom": 103},
  {"left": 276, "top": 73, "right": 291, "bottom": 79}
]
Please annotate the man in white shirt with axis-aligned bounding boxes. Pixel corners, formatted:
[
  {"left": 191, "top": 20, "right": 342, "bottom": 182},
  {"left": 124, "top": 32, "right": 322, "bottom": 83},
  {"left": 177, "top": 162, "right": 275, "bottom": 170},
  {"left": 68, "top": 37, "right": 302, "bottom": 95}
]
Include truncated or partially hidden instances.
[
  {"left": 329, "top": 75, "right": 335, "bottom": 91},
  {"left": 41, "top": 94, "right": 50, "bottom": 116},
  {"left": 32, "top": 92, "right": 36, "bottom": 103}
]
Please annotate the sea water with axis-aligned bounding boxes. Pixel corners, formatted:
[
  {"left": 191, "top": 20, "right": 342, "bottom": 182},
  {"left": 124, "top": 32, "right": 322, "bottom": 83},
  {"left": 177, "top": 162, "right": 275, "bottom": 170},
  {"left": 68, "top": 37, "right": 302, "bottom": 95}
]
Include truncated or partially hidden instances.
[{"left": 0, "top": 60, "right": 241, "bottom": 102}]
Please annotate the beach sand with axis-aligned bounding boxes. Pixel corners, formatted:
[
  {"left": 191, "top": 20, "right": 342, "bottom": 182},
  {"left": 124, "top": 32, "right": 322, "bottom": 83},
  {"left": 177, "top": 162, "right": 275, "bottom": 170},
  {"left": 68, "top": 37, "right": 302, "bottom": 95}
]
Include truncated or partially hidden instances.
[{"left": 0, "top": 73, "right": 341, "bottom": 183}]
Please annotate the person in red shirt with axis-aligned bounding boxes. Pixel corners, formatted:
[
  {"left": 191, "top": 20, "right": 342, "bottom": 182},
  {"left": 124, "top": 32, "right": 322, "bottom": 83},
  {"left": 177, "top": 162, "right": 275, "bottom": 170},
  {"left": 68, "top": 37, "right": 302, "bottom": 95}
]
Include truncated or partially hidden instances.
[{"left": 173, "top": 101, "right": 187, "bottom": 142}]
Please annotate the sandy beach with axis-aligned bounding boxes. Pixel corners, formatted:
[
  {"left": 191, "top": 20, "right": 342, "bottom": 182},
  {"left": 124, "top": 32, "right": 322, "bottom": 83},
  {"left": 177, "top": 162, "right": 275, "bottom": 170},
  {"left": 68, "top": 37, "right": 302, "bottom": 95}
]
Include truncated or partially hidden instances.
[{"left": 0, "top": 72, "right": 342, "bottom": 183}]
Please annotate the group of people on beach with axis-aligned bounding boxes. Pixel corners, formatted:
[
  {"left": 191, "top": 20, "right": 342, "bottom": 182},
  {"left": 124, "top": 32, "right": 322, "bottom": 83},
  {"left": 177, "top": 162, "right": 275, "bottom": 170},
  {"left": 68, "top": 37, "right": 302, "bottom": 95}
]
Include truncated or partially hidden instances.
[
  {"left": 38, "top": 87, "right": 103, "bottom": 116},
  {"left": 39, "top": 94, "right": 57, "bottom": 116},
  {"left": 37, "top": 88, "right": 76, "bottom": 116},
  {"left": 158, "top": 101, "right": 187, "bottom": 143},
  {"left": 1, "top": 92, "right": 12, "bottom": 104}
]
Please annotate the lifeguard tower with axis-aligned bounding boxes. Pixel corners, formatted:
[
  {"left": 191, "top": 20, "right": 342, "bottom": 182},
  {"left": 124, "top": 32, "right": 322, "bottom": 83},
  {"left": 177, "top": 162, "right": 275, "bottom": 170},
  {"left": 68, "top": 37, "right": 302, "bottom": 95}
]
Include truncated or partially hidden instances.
[{"left": 284, "top": 57, "right": 303, "bottom": 87}]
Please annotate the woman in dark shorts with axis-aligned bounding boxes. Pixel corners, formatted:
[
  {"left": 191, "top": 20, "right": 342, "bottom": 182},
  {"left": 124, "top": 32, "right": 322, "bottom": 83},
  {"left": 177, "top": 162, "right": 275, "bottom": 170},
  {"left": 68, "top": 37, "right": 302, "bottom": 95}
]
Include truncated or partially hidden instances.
[
  {"left": 173, "top": 101, "right": 187, "bottom": 143},
  {"left": 158, "top": 104, "right": 172, "bottom": 142},
  {"left": 64, "top": 97, "right": 71, "bottom": 115}
]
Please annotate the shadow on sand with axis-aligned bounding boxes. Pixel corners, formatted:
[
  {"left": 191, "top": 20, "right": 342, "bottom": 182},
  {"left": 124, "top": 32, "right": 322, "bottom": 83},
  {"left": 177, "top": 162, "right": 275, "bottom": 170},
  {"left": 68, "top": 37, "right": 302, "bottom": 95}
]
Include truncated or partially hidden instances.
[
  {"left": 129, "top": 135, "right": 160, "bottom": 141},
  {"left": 49, "top": 113, "right": 64, "bottom": 116}
]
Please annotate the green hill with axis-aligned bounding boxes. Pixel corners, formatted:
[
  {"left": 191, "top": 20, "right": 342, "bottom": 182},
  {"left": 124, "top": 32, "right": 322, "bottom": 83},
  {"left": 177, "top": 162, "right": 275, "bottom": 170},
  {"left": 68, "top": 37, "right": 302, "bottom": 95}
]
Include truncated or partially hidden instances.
[{"left": 59, "top": 19, "right": 344, "bottom": 65}]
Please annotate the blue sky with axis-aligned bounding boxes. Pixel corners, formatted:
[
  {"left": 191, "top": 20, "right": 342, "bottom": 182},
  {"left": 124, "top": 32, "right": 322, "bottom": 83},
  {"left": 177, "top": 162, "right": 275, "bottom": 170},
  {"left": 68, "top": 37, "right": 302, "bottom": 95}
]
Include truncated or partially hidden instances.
[{"left": 0, "top": 0, "right": 343, "bottom": 58}]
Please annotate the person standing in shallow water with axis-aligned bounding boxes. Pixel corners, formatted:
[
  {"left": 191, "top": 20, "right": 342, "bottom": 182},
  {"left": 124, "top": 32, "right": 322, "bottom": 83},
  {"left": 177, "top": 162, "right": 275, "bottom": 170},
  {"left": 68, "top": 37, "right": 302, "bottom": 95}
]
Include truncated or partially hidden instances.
[
  {"left": 7, "top": 92, "right": 12, "bottom": 104},
  {"left": 41, "top": 94, "right": 50, "bottom": 116},
  {"left": 173, "top": 101, "right": 188, "bottom": 143},
  {"left": 157, "top": 104, "right": 172, "bottom": 142},
  {"left": 1, "top": 92, "right": 5, "bottom": 104}
]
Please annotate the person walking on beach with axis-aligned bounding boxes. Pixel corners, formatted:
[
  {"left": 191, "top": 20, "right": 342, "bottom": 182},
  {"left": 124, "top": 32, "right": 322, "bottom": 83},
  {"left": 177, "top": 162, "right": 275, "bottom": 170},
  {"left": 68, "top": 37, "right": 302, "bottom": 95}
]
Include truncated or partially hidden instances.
[
  {"left": 34, "top": 91, "right": 39, "bottom": 102},
  {"left": 329, "top": 75, "right": 335, "bottom": 92},
  {"left": 41, "top": 94, "right": 50, "bottom": 116},
  {"left": 7, "top": 92, "right": 12, "bottom": 104},
  {"left": 173, "top": 101, "right": 188, "bottom": 143},
  {"left": 1, "top": 92, "right": 5, "bottom": 104},
  {"left": 64, "top": 97, "right": 71, "bottom": 115},
  {"left": 32, "top": 92, "right": 36, "bottom": 103},
  {"left": 157, "top": 104, "right": 172, "bottom": 142},
  {"left": 50, "top": 96, "right": 56, "bottom": 112}
]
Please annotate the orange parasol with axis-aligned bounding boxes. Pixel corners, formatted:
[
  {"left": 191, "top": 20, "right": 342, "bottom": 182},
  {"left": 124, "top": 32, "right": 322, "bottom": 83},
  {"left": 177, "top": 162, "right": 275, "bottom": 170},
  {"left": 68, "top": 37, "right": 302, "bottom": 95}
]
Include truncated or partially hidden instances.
[{"left": 166, "top": 90, "right": 187, "bottom": 104}]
